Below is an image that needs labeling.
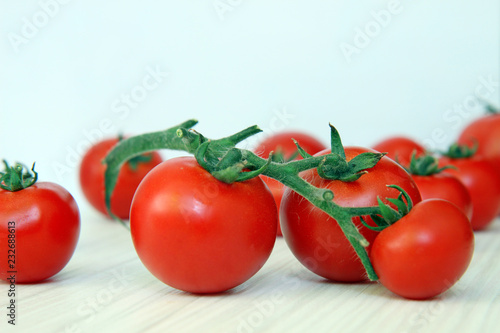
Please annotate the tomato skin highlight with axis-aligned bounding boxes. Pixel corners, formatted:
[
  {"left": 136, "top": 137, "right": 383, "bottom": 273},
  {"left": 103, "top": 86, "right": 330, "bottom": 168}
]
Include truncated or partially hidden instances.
[
  {"left": 411, "top": 173, "right": 473, "bottom": 220},
  {"left": 280, "top": 147, "right": 421, "bottom": 282},
  {"left": 130, "top": 157, "right": 278, "bottom": 294},
  {"left": 0, "top": 182, "right": 80, "bottom": 283},
  {"left": 371, "top": 199, "right": 474, "bottom": 300},
  {"left": 254, "top": 131, "right": 326, "bottom": 236},
  {"left": 372, "top": 136, "right": 425, "bottom": 167},
  {"left": 79, "top": 138, "right": 162, "bottom": 219},
  {"left": 439, "top": 156, "right": 500, "bottom": 230}
]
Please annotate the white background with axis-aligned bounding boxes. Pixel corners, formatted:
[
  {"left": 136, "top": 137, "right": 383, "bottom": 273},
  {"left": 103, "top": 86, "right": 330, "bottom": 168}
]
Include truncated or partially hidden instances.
[{"left": 1, "top": 0, "right": 499, "bottom": 207}]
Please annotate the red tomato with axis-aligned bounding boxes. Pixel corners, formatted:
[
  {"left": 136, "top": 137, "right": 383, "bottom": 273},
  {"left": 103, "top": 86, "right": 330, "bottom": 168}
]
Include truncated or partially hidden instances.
[
  {"left": 79, "top": 137, "right": 162, "bottom": 219},
  {"left": 0, "top": 182, "right": 80, "bottom": 283},
  {"left": 280, "top": 147, "right": 421, "bottom": 282},
  {"left": 372, "top": 136, "right": 425, "bottom": 167},
  {"left": 130, "top": 157, "right": 278, "bottom": 294},
  {"left": 411, "top": 173, "right": 473, "bottom": 220},
  {"left": 371, "top": 199, "right": 474, "bottom": 300},
  {"left": 439, "top": 156, "right": 500, "bottom": 230},
  {"left": 254, "top": 131, "right": 326, "bottom": 236},
  {"left": 458, "top": 111, "right": 500, "bottom": 171}
]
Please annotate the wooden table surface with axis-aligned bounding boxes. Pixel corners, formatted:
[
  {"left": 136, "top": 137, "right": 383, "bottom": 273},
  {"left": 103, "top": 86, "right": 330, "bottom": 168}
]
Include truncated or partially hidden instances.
[{"left": 2, "top": 208, "right": 499, "bottom": 333}]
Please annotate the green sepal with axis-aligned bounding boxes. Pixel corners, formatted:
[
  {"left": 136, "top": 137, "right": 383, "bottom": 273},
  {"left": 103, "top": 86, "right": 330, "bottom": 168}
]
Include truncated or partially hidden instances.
[
  {"left": 317, "top": 152, "right": 385, "bottom": 182},
  {"left": 0, "top": 160, "right": 38, "bottom": 192},
  {"left": 366, "top": 185, "right": 414, "bottom": 231},
  {"left": 407, "top": 152, "right": 454, "bottom": 176},
  {"left": 484, "top": 102, "right": 499, "bottom": 115},
  {"left": 442, "top": 142, "right": 478, "bottom": 159},
  {"left": 360, "top": 216, "right": 387, "bottom": 232},
  {"left": 329, "top": 123, "right": 346, "bottom": 159},
  {"left": 293, "top": 139, "right": 313, "bottom": 159}
]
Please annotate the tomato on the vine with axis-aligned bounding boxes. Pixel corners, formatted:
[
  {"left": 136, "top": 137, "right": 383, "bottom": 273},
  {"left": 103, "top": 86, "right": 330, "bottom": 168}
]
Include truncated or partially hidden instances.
[
  {"left": 371, "top": 199, "right": 474, "bottom": 300},
  {"left": 0, "top": 162, "right": 80, "bottom": 283},
  {"left": 254, "top": 131, "right": 326, "bottom": 236},
  {"left": 130, "top": 157, "right": 278, "bottom": 294},
  {"left": 280, "top": 147, "right": 421, "bottom": 282},
  {"left": 80, "top": 137, "right": 162, "bottom": 219},
  {"left": 372, "top": 136, "right": 426, "bottom": 167}
]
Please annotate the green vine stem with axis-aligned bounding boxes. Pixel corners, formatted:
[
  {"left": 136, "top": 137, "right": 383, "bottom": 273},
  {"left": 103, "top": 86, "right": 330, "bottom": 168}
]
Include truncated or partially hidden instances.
[{"left": 103, "top": 120, "right": 386, "bottom": 281}]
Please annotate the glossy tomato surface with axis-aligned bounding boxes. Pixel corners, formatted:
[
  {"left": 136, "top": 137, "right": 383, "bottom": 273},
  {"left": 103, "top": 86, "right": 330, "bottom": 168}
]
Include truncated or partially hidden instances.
[
  {"left": 458, "top": 112, "right": 500, "bottom": 169},
  {"left": 371, "top": 199, "right": 474, "bottom": 300},
  {"left": 130, "top": 157, "right": 278, "bottom": 294},
  {"left": 79, "top": 138, "right": 162, "bottom": 219},
  {"left": 0, "top": 182, "right": 80, "bottom": 283},
  {"left": 411, "top": 173, "right": 473, "bottom": 220},
  {"left": 440, "top": 156, "right": 500, "bottom": 230},
  {"left": 280, "top": 147, "right": 421, "bottom": 282},
  {"left": 372, "top": 136, "right": 426, "bottom": 167},
  {"left": 254, "top": 131, "right": 326, "bottom": 236}
]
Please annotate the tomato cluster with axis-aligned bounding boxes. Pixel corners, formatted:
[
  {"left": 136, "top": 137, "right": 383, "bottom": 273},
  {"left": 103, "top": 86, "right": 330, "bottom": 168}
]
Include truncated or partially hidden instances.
[{"left": 1, "top": 104, "right": 498, "bottom": 301}]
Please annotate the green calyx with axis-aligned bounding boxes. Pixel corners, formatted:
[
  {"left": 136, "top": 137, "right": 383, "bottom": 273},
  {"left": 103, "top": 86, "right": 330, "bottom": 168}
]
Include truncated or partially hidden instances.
[
  {"left": 0, "top": 160, "right": 38, "bottom": 192},
  {"left": 361, "top": 185, "right": 413, "bottom": 231},
  {"left": 317, "top": 124, "right": 385, "bottom": 182},
  {"left": 442, "top": 142, "right": 478, "bottom": 159},
  {"left": 407, "top": 152, "right": 454, "bottom": 176},
  {"left": 484, "top": 102, "right": 499, "bottom": 115}
]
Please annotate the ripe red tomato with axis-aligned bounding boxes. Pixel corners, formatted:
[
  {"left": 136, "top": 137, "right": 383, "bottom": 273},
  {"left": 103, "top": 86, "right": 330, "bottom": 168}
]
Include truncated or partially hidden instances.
[
  {"left": 0, "top": 182, "right": 80, "bottom": 283},
  {"left": 254, "top": 131, "right": 326, "bottom": 236},
  {"left": 439, "top": 156, "right": 500, "bottom": 230},
  {"left": 79, "top": 137, "right": 162, "bottom": 219},
  {"left": 411, "top": 173, "right": 472, "bottom": 220},
  {"left": 372, "top": 136, "right": 426, "bottom": 167},
  {"left": 371, "top": 199, "right": 474, "bottom": 300},
  {"left": 458, "top": 110, "right": 500, "bottom": 172},
  {"left": 130, "top": 157, "right": 278, "bottom": 293},
  {"left": 280, "top": 147, "right": 421, "bottom": 282}
]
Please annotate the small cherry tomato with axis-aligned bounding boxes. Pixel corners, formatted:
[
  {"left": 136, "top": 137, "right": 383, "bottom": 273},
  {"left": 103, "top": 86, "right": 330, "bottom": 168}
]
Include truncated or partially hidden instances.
[
  {"left": 458, "top": 105, "right": 500, "bottom": 173},
  {"left": 439, "top": 155, "right": 500, "bottom": 230},
  {"left": 130, "top": 157, "right": 278, "bottom": 294},
  {"left": 79, "top": 137, "right": 162, "bottom": 219},
  {"left": 371, "top": 199, "right": 474, "bottom": 300},
  {"left": 0, "top": 162, "right": 80, "bottom": 283}
]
